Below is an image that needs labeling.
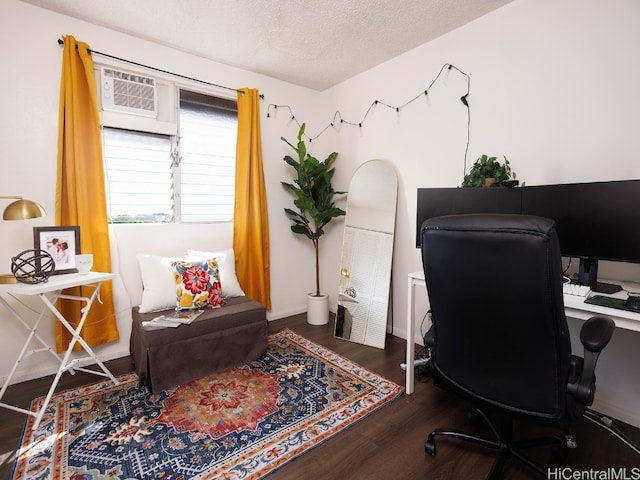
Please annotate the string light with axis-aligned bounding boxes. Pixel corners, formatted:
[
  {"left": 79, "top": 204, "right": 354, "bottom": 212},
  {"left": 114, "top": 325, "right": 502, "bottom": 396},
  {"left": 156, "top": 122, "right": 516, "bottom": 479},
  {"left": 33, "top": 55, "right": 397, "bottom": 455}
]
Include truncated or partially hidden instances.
[{"left": 266, "top": 63, "right": 471, "bottom": 169}]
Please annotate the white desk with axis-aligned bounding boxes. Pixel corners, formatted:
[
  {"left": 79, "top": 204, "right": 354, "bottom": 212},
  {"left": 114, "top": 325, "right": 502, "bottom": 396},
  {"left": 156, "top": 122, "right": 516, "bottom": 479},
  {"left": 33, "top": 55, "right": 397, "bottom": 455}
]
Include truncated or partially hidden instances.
[
  {"left": 405, "top": 271, "right": 640, "bottom": 395},
  {"left": 406, "top": 271, "right": 426, "bottom": 395},
  {"left": 0, "top": 271, "right": 119, "bottom": 429}
]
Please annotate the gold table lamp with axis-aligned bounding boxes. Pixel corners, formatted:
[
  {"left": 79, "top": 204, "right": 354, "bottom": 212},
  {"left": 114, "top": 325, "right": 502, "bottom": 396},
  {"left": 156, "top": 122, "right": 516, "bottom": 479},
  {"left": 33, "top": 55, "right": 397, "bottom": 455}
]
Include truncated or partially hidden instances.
[{"left": 1, "top": 196, "right": 47, "bottom": 284}]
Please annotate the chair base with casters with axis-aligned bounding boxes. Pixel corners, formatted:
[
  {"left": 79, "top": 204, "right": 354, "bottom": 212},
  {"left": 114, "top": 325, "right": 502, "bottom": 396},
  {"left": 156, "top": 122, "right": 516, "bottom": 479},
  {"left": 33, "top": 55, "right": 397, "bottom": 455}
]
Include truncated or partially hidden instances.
[
  {"left": 423, "top": 323, "right": 576, "bottom": 478},
  {"left": 423, "top": 312, "right": 613, "bottom": 479},
  {"left": 425, "top": 409, "right": 572, "bottom": 478}
]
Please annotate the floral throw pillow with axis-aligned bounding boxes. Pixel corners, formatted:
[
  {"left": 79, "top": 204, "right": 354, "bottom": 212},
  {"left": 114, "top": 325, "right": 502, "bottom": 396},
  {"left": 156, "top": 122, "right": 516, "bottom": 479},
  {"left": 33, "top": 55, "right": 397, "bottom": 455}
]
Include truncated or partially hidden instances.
[{"left": 171, "top": 259, "right": 224, "bottom": 310}]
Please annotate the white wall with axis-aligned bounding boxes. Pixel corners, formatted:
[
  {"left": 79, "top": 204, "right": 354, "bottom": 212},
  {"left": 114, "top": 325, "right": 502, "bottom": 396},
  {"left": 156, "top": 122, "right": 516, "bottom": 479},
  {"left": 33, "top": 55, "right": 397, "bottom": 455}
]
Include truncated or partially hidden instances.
[
  {"left": 325, "top": 0, "right": 640, "bottom": 325},
  {"left": 0, "top": 0, "right": 329, "bottom": 384},
  {"left": 2, "top": 0, "right": 640, "bottom": 427},
  {"left": 321, "top": 0, "right": 640, "bottom": 427}
]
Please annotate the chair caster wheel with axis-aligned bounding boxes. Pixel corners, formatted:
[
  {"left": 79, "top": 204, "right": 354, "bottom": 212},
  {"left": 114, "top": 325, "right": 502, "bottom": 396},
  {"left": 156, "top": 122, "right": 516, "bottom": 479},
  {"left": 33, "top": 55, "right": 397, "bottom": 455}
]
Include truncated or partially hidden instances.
[{"left": 425, "top": 437, "right": 436, "bottom": 455}]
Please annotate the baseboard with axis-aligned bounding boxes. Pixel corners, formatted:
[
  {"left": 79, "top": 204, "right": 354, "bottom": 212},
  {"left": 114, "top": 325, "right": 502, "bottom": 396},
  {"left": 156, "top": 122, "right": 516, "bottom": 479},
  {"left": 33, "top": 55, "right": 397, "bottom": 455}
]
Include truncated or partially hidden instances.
[
  {"left": 5, "top": 348, "right": 130, "bottom": 387},
  {"left": 267, "top": 306, "right": 308, "bottom": 321},
  {"left": 590, "top": 397, "right": 640, "bottom": 429}
]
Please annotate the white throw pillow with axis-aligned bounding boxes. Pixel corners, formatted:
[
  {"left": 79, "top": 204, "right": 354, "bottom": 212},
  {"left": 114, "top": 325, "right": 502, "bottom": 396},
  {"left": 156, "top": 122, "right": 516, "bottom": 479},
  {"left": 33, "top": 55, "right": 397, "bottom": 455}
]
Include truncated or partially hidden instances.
[
  {"left": 136, "top": 253, "right": 190, "bottom": 313},
  {"left": 187, "top": 248, "right": 245, "bottom": 298}
]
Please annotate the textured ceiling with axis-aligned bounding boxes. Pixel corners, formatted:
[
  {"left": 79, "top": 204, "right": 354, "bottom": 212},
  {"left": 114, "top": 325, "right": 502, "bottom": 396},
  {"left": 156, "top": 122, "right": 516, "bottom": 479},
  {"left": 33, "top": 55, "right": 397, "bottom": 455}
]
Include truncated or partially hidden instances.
[{"left": 22, "top": 0, "right": 513, "bottom": 91}]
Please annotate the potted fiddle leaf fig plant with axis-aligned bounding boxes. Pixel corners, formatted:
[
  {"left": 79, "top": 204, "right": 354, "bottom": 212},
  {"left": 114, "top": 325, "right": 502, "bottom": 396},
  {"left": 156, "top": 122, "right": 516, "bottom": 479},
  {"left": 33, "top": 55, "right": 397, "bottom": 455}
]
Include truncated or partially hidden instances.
[
  {"left": 281, "top": 123, "right": 346, "bottom": 325},
  {"left": 461, "top": 154, "right": 521, "bottom": 188}
]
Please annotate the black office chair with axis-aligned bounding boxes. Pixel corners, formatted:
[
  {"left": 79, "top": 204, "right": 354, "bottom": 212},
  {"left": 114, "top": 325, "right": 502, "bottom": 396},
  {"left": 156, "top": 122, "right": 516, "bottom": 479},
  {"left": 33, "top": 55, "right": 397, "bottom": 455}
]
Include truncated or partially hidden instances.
[{"left": 420, "top": 214, "right": 614, "bottom": 478}]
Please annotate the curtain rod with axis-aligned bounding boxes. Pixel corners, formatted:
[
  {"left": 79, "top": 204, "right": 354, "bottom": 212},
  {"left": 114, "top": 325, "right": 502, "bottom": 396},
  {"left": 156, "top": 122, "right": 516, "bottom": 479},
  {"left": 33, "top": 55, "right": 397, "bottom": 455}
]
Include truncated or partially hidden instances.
[{"left": 57, "top": 37, "right": 263, "bottom": 98}]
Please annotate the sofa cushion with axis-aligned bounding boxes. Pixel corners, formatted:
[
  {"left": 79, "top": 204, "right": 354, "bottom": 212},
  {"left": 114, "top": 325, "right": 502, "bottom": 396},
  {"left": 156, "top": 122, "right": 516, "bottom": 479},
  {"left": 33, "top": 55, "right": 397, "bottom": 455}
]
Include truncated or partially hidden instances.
[{"left": 137, "top": 254, "right": 190, "bottom": 313}]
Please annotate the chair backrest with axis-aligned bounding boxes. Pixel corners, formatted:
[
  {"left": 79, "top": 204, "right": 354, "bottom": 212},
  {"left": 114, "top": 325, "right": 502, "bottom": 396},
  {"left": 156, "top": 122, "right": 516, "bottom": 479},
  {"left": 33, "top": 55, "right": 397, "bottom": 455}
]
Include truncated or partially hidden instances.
[{"left": 421, "top": 214, "right": 571, "bottom": 419}]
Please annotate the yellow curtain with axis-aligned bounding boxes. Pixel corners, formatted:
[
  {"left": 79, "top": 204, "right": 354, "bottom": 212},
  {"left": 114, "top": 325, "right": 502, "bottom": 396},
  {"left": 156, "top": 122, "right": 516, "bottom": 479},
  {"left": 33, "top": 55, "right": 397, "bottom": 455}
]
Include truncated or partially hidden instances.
[
  {"left": 55, "top": 35, "right": 119, "bottom": 352},
  {"left": 233, "top": 88, "right": 271, "bottom": 309}
]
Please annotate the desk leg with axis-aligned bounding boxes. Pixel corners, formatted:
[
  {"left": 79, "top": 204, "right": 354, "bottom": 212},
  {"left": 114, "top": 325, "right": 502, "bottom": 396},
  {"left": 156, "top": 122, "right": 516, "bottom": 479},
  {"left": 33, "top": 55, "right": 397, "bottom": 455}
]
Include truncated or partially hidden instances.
[
  {"left": 39, "top": 287, "right": 119, "bottom": 383},
  {"left": 30, "top": 283, "right": 119, "bottom": 430},
  {"left": 406, "top": 275, "right": 415, "bottom": 395},
  {"left": 0, "top": 296, "right": 67, "bottom": 403}
]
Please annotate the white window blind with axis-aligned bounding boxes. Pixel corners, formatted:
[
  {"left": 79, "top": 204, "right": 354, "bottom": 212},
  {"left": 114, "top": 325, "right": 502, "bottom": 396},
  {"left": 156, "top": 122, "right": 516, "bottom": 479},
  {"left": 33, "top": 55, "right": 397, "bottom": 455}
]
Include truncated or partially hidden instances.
[
  {"left": 103, "top": 128, "right": 173, "bottom": 223},
  {"left": 179, "top": 90, "right": 237, "bottom": 222},
  {"left": 102, "top": 89, "right": 237, "bottom": 223}
]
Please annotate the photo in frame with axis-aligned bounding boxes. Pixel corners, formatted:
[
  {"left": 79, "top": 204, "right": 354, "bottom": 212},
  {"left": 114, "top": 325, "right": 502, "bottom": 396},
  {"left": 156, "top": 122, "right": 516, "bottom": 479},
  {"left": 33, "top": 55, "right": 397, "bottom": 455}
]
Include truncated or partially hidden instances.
[{"left": 33, "top": 226, "right": 81, "bottom": 275}]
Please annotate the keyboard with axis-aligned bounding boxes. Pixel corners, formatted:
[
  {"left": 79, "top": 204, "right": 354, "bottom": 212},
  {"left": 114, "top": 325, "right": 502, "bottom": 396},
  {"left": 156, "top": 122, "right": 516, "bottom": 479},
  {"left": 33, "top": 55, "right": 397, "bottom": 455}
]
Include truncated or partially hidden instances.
[{"left": 563, "top": 283, "right": 592, "bottom": 297}]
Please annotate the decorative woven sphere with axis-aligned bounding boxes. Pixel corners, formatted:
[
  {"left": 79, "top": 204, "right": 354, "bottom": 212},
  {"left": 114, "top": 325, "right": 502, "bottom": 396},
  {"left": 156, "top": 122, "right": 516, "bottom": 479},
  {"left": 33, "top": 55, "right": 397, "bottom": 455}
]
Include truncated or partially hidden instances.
[{"left": 11, "top": 249, "right": 55, "bottom": 284}]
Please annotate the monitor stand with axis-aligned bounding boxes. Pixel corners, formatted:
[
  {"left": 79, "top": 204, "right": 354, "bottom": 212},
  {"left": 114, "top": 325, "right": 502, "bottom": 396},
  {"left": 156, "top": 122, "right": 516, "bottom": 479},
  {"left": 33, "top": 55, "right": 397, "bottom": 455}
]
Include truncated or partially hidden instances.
[
  {"left": 576, "top": 258, "right": 622, "bottom": 294},
  {"left": 592, "top": 282, "right": 623, "bottom": 294}
]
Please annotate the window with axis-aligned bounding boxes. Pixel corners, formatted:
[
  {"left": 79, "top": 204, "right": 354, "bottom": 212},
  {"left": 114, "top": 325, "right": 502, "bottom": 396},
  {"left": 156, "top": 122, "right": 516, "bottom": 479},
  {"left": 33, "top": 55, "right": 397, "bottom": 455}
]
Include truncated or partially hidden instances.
[
  {"left": 103, "top": 88, "right": 237, "bottom": 223},
  {"left": 179, "top": 91, "right": 238, "bottom": 222},
  {"left": 103, "top": 129, "right": 173, "bottom": 223}
]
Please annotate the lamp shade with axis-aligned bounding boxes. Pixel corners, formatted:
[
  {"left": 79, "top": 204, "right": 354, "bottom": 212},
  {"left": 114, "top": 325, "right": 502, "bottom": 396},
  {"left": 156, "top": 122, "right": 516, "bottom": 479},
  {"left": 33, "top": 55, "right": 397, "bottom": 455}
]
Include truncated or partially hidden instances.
[{"left": 2, "top": 197, "right": 47, "bottom": 220}]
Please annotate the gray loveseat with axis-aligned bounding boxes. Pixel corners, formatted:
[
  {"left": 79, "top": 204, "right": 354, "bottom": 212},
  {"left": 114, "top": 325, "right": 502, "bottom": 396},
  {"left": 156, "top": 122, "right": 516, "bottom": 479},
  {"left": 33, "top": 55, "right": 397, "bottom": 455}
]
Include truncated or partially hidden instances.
[{"left": 130, "top": 296, "right": 267, "bottom": 393}]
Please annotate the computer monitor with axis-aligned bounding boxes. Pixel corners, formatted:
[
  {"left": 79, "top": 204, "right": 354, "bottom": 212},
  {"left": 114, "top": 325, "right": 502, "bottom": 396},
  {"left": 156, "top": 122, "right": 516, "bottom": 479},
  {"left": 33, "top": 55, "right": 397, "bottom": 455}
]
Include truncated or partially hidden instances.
[
  {"left": 415, "top": 187, "right": 522, "bottom": 247},
  {"left": 416, "top": 179, "right": 640, "bottom": 293},
  {"left": 521, "top": 179, "right": 640, "bottom": 293}
]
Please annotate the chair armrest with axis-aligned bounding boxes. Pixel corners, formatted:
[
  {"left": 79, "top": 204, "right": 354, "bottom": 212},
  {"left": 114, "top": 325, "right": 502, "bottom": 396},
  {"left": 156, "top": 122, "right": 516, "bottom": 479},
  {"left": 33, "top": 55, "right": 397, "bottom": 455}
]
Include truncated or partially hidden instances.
[
  {"left": 580, "top": 315, "right": 615, "bottom": 353},
  {"left": 567, "top": 315, "right": 615, "bottom": 404}
]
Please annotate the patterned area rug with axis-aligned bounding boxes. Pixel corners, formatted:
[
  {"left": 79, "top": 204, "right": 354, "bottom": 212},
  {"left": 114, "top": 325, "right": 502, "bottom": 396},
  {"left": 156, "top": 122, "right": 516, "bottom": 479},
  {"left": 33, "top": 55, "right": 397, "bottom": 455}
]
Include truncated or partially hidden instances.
[{"left": 12, "top": 328, "right": 403, "bottom": 479}]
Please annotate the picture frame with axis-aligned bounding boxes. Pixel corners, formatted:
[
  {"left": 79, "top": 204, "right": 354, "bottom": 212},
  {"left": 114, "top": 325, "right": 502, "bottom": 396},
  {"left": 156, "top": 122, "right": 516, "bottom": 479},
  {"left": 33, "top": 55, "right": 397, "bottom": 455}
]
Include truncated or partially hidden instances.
[{"left": 33, "top": 226, "right": 81, "bottom": 275}]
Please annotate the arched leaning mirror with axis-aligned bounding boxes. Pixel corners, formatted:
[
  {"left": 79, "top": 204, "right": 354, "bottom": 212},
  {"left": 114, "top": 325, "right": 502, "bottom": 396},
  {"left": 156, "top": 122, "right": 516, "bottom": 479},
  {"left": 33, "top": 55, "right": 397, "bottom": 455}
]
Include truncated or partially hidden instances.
[{"left": 335, "top": 159, "right": 398, "bottom": 349}]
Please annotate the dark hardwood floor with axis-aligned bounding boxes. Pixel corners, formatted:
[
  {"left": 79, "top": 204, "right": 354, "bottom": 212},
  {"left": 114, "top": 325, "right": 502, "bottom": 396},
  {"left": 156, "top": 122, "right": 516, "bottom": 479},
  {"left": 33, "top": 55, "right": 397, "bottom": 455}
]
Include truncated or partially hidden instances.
[{"left": 1, "top": 314, "right": 638, "bottom": 479}]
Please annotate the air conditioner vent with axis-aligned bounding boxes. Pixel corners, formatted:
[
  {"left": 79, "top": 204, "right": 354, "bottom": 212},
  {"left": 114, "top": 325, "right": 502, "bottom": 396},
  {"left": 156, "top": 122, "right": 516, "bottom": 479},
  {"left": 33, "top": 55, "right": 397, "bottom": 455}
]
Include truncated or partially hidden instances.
[{"left": 101, "top": 68, "right": 157, "bottom": 117}]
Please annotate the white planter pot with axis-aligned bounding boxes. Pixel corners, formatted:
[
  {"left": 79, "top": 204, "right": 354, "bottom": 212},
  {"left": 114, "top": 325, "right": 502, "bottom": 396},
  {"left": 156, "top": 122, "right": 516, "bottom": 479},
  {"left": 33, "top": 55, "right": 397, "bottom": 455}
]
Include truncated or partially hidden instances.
[{"left": 307, "top": 292, "right": 330, "bottom": 325}]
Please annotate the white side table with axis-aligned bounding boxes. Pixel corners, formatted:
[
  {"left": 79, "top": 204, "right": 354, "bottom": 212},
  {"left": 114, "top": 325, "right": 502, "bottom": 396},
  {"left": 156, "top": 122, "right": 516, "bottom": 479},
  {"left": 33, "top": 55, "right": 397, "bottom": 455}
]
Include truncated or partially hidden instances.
[{"left": 0, "top": 271, "right": 119, "bottom": 429}]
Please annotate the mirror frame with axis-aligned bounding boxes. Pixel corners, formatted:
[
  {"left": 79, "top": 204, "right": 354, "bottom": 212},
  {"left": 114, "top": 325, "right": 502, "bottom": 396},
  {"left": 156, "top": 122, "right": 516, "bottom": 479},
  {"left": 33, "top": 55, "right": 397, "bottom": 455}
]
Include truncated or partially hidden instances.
[{"left": 335, "top": 159, "right": 398, "bottom": 349}]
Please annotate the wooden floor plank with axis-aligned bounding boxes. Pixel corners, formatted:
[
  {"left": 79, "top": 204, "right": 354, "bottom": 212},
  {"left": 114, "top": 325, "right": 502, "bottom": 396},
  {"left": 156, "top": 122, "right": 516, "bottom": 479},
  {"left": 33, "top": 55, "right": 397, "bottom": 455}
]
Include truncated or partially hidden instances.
[{"left": 1, "top": 314, "right": 638, "bottom": 479}]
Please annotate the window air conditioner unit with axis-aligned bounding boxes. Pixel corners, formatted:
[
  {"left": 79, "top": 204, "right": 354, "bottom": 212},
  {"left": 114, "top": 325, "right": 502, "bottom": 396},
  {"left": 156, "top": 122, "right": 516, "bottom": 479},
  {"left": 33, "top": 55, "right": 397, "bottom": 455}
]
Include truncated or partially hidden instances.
[{"left": 101, "top": 67, "right": 157, "bottom": 117}]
